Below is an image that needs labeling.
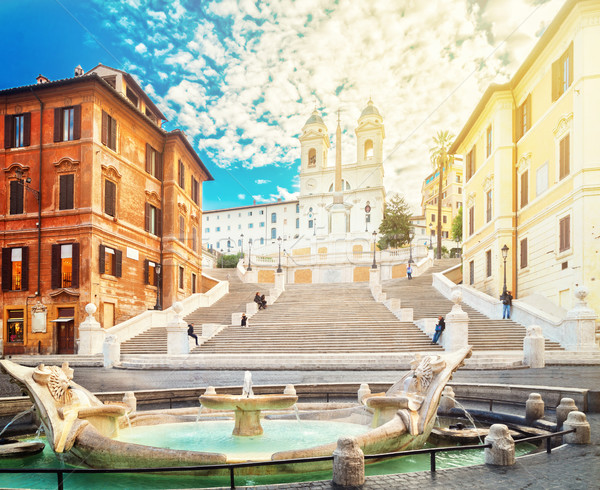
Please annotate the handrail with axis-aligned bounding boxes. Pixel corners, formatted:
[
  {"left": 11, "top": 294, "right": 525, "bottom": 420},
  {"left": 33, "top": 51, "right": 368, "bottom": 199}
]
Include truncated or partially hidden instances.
[{"left": 0, "top": 428, "right": 575, "bottom": 489}]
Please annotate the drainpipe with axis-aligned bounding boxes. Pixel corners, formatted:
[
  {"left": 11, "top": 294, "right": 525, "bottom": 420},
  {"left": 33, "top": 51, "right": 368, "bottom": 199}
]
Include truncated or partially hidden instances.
[
  {"left": 29, "top": 87, "right": 43, "bottom": 297},
  {"left": 159, "top": 137, "right": 166, "bottom": 309},
  {"left": 510, "top": 90, "right": 519, "bottom": 298}
]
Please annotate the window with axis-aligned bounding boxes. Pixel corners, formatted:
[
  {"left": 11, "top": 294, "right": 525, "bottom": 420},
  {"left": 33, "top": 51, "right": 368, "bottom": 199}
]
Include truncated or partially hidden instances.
[
  {"left": 296, "top": 204, "right": 300, "bottom": 213},
  {"left": 308, "top": 148, "right": 316, "bottom": 167},
  {"left": 248, "top": 223, "right": 253, "bottom": 229},
  {"left": 260, "top": 237, "right": 264, "bottom": 245},
  {"left": 104, "top": 179, "right": 116, "bottom": 217},
  {"left": 259, "top": 222, "right": 265, "bottom": 228},
  {"left": 192, "top": 227, "right": 198, "bottom": 251},
  {"left": 9, "top": 180, "right": 24, "bottom": 215},
  {"left": 259, "top": 210, "right": 264, "bottom": 215},
  {"left": 145, "top": 144, "right": 162, "bottom": 180},
  {"left": 179, "top": 215, "right": 185, "bottom": 242},
  {"left": 271, "top": 212, "right": 277, "bottom": 223},
  {"left": 456, "top": 175, "right": 461, "bottom": 183},
  {"left": 486, "top": 190, "right": 492, "bottom": 223},
  {"left": 4, "top": 113, "right": 31, "bottom": 148},
  {"left": 520, "top": 238, "right": 528, "bottom": 269},
  {"left": 271, "top": 228, "right": 277, "bottom": 239},
  {"left": 431, "top": 214, "right": 436, "bottom": 222},
  {"left": 308, "top": 220, "right": 313, "bottom": 229},
  {"left": 216, "top": 227, "right": 221, "bottom": 232},
  {"left": 191, "top": 177, "right": 199, "bottom": 204},
  {"left": 144, "top": 203, "right": 161, "bottom": 236},
  {"left": 520, "top": 171, "right": 528, "bottom": 208},
  {"left": 552, "top": 42, "right": 573, "bottom": 101},
  {"left": 466, "top": 146, "right": 476, "bottom": 181},
  {"left": 458, "top": 188, "right": 462, "bottom": 194},
  {"left": 442, "top": 215, "right": 447, "bottom": 224},
  {"left": 178, "top": 266, "right": 184, "bottom": 289},
  {"left": 486, "top": 250, "right": 492, "bottom": 277},
  {"left": 126, "top": 87, "right": 139, "bottom": 107},
  {"left": 468, "top": 206, "right": 474, "bottom": 236},
  {"left": 364, "top": 139, "right": 374, "bottom": 159},
  {"left": 191, "top": 272, "right": 197, "bottom": 294},
  {"left": 101, "top": 110, "right": 118, "bottom": 151},
  {"left": 559, "top": 134, "right": 570, "bottom": 180},
  {"left": 2, "top": 247, "right": 28, "bottom": 291},
  {"left": 486, "top": 125, "right": 492, "bottom": 158},
  {"left": 469, "top": 260, "right": 474, "bottom": 285},
  {"left": 248, "top": 211, "right": 252, "bottom": 216},
  {"left": 205, "top": 227, "right": 210, "bottom": 233},
  {"left": 51, "top": 243, "right": 79, "bottom": 288},
  {"left": 296, "top": 218, "right": 299, "bottom": 228},
  {"left": 536, "top": 162, "right": 549, "bottom": 196},
  {"left": 178, "top": 160, "right": 185, "bottom": 188},
  {"left": 559, "top": 215, "right": 570, "bottom": 253},
  {"left": 54, "top": 106, "right": 81, "bottom": 142},
  {"left": 99, "top": 245, "right": 122, "bottom": 277},
  {"left": 144, "top": 260, "right": 157, "bottom": 286},
  {"left": 7, "top": 309, "right": 24, "bottom": 343},
  {"left": 59, "top": 174, "right": 74, "bottom": 210},
  {"left": 516, "top": 95, "right": 531, "bottom": 140}
]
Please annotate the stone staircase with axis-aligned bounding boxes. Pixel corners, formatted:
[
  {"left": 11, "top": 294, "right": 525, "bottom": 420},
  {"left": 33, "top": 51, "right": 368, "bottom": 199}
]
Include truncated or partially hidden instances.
[
  {"left": 120, "top": 270, "right": 270, "bottom": 354},
  {"left": 196, "top": 282, "right": 442, "bottom": 354},
  {"left": 382, "top": 259, "right": 564, "bottom": 352}
]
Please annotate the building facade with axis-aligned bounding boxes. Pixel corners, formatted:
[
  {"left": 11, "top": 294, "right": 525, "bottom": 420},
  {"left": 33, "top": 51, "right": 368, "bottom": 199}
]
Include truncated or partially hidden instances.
[
  {"left": 203, "top": 100, "right": 386, "bottom": 256},
  {"left": 0, "top": 64, "right": 212, "bottom": 355},
  {"left": 451, "top": 0, "right": 600, "bottom": 315}
]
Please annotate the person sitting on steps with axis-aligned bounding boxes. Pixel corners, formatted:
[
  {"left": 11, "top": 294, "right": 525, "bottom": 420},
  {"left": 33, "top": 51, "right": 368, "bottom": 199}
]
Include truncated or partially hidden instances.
[
  {"left": 254, "top": 292, "right": 267, "bottom": 310},
  {"left": 187, "top": 324, "right": 199, "bottom": 346},
  {"left": 432, "top": 316, "right": 445, "bottom": 345}
]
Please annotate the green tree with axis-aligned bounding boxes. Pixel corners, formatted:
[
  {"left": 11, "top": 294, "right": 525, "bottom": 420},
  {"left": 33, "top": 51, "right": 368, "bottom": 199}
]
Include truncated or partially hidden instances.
[
  {"left": 429, "top": 130, "right": 455, "bottom": 259},
  {"left": 377, "top": 195, "right": 413, "bottom": 249},
  {"left": 451, "top": 206, "right": 463, "bottom": 242}
]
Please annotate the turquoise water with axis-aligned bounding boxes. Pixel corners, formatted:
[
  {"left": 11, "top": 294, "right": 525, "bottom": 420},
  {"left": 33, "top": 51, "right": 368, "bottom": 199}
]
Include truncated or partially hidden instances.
[{"left": 0, "top": 421, "right": 537, "bottom": 489}]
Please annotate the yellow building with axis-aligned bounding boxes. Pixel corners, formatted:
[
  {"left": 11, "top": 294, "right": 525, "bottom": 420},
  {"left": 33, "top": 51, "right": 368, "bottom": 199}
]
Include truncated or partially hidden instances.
[
  {"left": 420, "top": 157, "right": 463, "bottom": 246},
  {"left": 450, "top": 0, "right": 600, "bottom": 316}
]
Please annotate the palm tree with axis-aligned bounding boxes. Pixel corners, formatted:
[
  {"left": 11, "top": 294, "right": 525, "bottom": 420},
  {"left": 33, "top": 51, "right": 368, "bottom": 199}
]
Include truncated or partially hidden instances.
[{"left": 429, "top": 130, "right": 454, "bottom": 259}]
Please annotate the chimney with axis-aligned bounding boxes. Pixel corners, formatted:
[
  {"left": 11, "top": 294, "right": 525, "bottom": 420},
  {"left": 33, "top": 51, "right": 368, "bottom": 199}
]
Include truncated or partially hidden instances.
[
  {"left": 74, "top": 65, "right": 84, "bottom": 77},
  {"left": 253, "top": 199, "right": 256, "bottom": 205},
  {"left": 36, "top": 74, "right": 50, "bottom": 84}
]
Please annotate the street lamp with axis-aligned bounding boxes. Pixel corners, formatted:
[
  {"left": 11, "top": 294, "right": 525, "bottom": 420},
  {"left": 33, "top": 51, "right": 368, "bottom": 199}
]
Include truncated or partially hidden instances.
[
  {"left": 247, "top": 238, "right": 253, "bottom": 271},
  {"left": 408, "top": 227, "right": 415, "bottom": 264},
  {"left": 240, "top": 233, "right": 244, "bottom": 258},
  {"left": 371, "top": 231, "right": 378, "bottom": 269},
  {"left": 220, "top": 249, "right": 224, "bottom": 268},
  {"left": 153, "top": 264, "right": 162, "bottom": 310},
  {"left": 501, "top": 244, "right": 509, "bottom": 295},
  {"left": 277, "top": 236, "right": 282, "bottom": 273}
]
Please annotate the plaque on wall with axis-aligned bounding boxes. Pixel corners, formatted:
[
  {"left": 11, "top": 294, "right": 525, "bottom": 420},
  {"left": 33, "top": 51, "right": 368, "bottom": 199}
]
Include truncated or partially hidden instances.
[{"left": 31, "top": 302, "right": 47, "bottom": 333}]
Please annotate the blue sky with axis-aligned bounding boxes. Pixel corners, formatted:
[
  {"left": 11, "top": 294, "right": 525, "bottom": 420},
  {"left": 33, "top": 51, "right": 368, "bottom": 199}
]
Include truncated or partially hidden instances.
[{"left": 1, "top": 0, "right": 564, "bottom": 211}]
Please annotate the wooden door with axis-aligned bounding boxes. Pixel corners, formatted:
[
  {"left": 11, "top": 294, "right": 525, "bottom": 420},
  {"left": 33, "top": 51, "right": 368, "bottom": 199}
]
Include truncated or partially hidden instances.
[{"left": 57, "top": 308, "right": 75, "bottom": 354}]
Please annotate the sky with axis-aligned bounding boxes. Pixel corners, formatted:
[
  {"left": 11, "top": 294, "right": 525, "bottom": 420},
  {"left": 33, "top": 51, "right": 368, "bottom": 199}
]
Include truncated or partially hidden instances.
[{"left": 1, "top": 0, "right": 566, "bottom": 212}]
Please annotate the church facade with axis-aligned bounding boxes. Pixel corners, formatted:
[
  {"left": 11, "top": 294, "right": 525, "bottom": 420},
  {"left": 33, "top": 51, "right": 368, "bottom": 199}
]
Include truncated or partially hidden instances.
[{"left": 203, "top": 100, "right": 386, "bottom": 256}]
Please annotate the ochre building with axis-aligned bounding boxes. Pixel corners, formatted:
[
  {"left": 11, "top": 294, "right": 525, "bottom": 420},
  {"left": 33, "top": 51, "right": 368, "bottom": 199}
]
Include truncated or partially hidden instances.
[{"left": 0, "top": 64, "right": 213, "bottom": 355}]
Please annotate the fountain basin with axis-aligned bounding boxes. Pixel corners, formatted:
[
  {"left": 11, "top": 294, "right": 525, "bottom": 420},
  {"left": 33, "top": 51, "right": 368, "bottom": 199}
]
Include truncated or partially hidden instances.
[{"left": 200, "top": 394, "right": 298, "bottom": 436}]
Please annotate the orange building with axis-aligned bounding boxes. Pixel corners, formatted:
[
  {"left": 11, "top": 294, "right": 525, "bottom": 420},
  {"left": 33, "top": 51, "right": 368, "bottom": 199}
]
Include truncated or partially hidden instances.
[{"left": 0, "top": 64, "right": 213, "bottom": 355}]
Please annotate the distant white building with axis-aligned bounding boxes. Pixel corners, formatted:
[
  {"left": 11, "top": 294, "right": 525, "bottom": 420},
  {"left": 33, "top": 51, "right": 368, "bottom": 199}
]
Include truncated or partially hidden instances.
[{"left": 203, "top": 100, "right": 387, "bottom": 256}]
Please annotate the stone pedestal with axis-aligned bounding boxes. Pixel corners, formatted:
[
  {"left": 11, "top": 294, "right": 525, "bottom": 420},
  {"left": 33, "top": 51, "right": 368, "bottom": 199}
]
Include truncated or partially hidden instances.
[
  {"left": 332, "top": 436, "right": 365, "bottom": 487},
  {"left": 556, "top": 398, "right": 578, "bottom": 429},
  {"left": 444, "top": 291, "right": 469, "bottom": 351},
  {"left": 358, "top": 383, "right": 371, "bottom": 403},
  {"left": 275, "top": 272, "right": 285, "bottom": 292},
  {"left": 102, "top": 334, "right": 120, "bottom": 368},
  {"left": 166, "top": 302, "right": 189, "bottom": 355},
  {"left": 525, "top": 393, "right": 544, "bottom": 422},
  {"left": 523, "top": 325, "right": 545, "bottom": 368},
  {"left": 123, "top": 392, "right": 137, "bottom": 413},
  {"left": 484, "top": 424, "right": 515, "bottom": 466},
  {"left": 284, "top": 384, "right": 296, "bottom": 396},
  {"left": 438, "top": 386, "right": 456, "bottom": 414},
  {"left": 369, "top": 267, "right": 381, "bottom": 287},
  {"left": 563, "top": 411, "right": 591, "bottom": 444},
  {"left": 562, "top": 286, "right": 598, "bottom": 351},
  {"left": 78, "top": 304, "right": 105, "bottom": 355}
]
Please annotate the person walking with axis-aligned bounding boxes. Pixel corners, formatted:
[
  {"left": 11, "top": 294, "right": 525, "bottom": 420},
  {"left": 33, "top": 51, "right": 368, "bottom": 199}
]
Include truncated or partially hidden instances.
[
  {"left": 501, "top": 290, "right": 513, "bottom": 319},
  {"left": 187, "top": 324, "right": 199, "bottom": 346},
  {"left": 432, "top": 316, "right": 445, "bottom": 344},
  {"left": 241, "top": 313, "right": 248, "bottom": 328},
  {"left": 406, "top": 264, "right": 413, "bottom": 280}
]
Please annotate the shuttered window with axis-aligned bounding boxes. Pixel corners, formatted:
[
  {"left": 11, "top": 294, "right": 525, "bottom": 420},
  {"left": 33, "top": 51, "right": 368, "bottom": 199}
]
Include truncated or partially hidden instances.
[
  {"left": 53, "top": 106, "right": 81, "bottom": 142},
  {"left": 520, "top": 238, "right": 528, "bottom": 269},
  {"left": 520, "top": 170, "right": 529, "bottom": 208},
  {"left": 104, "top": 179, "right": 117, "bottom": 217},
  {"left": 486, "top": 125, "right": 492, "bottom": 158},
  {"left": 486, "top": 250, "right": 492, "bottom": 277},
  {"left": 559, "top": 134, "right": 570, "bottom": 180},
  {"left": 191, "top": 177, "right": 199, "bottom": 204},
  {"left": 99, "top": 244, "right": 122, "bottom": 277},
  {"left": 144, "top": 259, "right": 157, "bottom": 286},
  {"left": 552, "top": 42, "right": 573, "bottom": 102},
  {"left": 51, "top": 243, "right": 79, "bottom": 289},
  {"left": 145, "top": 143, "right": 163, "bottom": 180},
  {"left": 469, "top": 260, "right": 474, "bottom": 285},
  {"left": 59, "top": 174, "right": 74, "bottom": 210},
  {"left": 465, "top": 146, "right": 476, "bottom": 181},
  {"left": 4, "top": 113, "right": 31, "bottom": 149},
  {"left": 9, "top": 180, "right": 24, "bottom": 215},
  {"left": 559, "top": 215, "right": 570, "bottom": 253},
  {"left": 516, "top": 95, "right": 531, "bottom": 140},
  {"left": 486, "top": 190, "right": 492, "bottom": 223},
  {"left": 468, "top": 206, "right": 474, "bottom": 236},
  {"left": 145, "top": 203, "right": 162, "bottom": 236},
  {"left": 1, "top": 247, "right": 28, "bottom": 291},
  {"left": 101, "top": 110, "right": 118, "bottom": 151},
  {"left": 178, "top": 160, "right": 185, "bottom": 188}
]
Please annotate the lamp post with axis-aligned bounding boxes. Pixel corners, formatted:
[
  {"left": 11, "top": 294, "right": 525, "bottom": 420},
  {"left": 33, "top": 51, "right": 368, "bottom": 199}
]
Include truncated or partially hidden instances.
[
  {"left": 153, "top": 264, "right": 162, "bottom": 310},
  {"left": 240, "top": 233, "right": 244, "bottom": 258},
  {"left": 277, "top": 236, "right": 282, "bottom": 273},
  {"left": 429, "top": 223, "right": 434, "bottom": 250},
  {"left": 247, "top": 238, "right": 252, "bottom": 271},
  {"left": 313, "top": 213, "right": 317, "bottom": 236},
  {"left": 371, "top": 231, "right": 378, "bottom": 269},
  {"left": 501, "top": 244, "right": 509, "bottom": 295},
  {"left": 220, "top": 249, "right": 224, "bottom": 268},
  {"left": 408, "top": 227, "right": 415, "bottom": 264}
]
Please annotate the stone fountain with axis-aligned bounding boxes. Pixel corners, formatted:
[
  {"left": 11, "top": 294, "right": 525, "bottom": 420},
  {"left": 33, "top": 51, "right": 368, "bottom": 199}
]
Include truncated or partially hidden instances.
[{"left": 200, "top": 371, "right": 298, "bottom": 436}]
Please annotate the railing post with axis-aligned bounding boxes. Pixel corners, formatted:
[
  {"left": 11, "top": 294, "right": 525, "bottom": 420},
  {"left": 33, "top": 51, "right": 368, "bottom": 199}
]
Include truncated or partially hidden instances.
[
  {"left": 57, "top": 470, "right": 64, "bottom": 490},
  {"left": 546, "top": 437, "right": 552, "bottom": 454},
  {"left": 230, "top": 466, "right": 235, "bottom": 488},
  {"left": 430, "top": 451, "right": 436, "bottom": 472}
]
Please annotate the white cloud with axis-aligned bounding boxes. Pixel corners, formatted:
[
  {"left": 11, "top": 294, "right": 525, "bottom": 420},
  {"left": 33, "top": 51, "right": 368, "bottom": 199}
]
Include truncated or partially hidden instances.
[
  {"left": 237, "top": 193, "right": 246, "bottom": 200},
  {"left": 134, "top": 43, "right": 147, "bottom": 54},
  {"left": 147, "top": 10, "right": 167, "bottom": 23},
  {"left": 255, "top": 179, "right": 270, "bottom": 184}
]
